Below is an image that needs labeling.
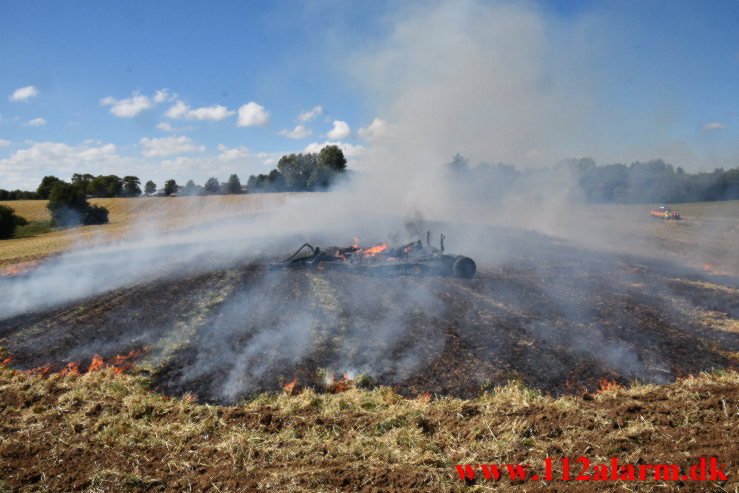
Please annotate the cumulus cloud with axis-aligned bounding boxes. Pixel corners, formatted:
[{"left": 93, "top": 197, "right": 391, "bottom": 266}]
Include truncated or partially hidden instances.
[
  {"left": 25, "top": 118, "right": 47, "bottom": 127},
  {"left": 0, "top": 139, "right": 11, "bottom": 147},
  {"left": 357, "top": 118, "right": 389, "bottom": 140},
  {"left": 304, "top": 140, "right": 363, "bottom": 159},
  {"left": 165, "top": 101, "right": 234, "bottom": 121},
  {"left": 139, "top": 136, "right": 204, "bottom": 157},
  {"left": 237, "top": 102, "right": 269, "bottom": 127},
  {"left": 157, "top": 122, "right": 176, "bottom": 132},
  {"left": 327, "top": 120, "right": 351, "bottom": 139},
  {"left": 10, "top": 85, "right": 38, "bottom": 102},
  {"left": 99, "top": 89, "right": 177, "bottom": 118},
  {"left": 298, "top": 105, "right": 323, "bottom": 122},
  {"left": 701, "top": 122, "right": 727, "bottom": 131},
  {"left": 188, "top": 105, "right": 234, "bottom": 121},
  {"left": 100, "top": 92, "right": 152, "bottom": 117},
  {"left": 153, "top": 89, "right": 177, "bottom": 103},
  {"left": 217, "top": 144, "right": 251, "bottom": 161},
  {"left": 0, "top": 140, "right": 124, "bottom": 189},
  {"left": 158, "top": 150, "right": 272, "bottom": 179},
  {"left": 164, "top": 101, "right": 189, "bottom": 119},
  {"left": 279, "top": 124, "right": 312, "bottom": 139},
  {"left": 157, "top": 121, "right": 194, "bottom": 133}
]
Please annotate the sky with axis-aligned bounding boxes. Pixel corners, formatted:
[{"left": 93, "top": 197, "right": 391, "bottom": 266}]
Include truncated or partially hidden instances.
[{"left": 0, "top": 0, "right": 737, "bottom": 191}]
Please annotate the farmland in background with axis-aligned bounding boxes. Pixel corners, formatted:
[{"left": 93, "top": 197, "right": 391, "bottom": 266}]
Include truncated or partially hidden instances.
[
  {"left": 0, "top": 195, "right": 290, "bottom": 269},
  {"left": 2, "top": 197, "right": 736, "bottom": 273}
]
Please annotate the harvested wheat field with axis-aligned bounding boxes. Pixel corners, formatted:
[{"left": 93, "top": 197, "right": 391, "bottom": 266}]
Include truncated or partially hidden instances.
[{"left": 0, "top": 195, "right": 290, "bottom": 269}]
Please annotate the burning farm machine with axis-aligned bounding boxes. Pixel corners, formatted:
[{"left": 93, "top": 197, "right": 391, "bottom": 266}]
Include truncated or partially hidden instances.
[{"left": 270, "top": 232, "right": 477, "bottom": 279}]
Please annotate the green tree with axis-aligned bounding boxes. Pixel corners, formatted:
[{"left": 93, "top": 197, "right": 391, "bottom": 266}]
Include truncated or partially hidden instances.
[
  {"left": 0, "top": 205, "right": 28, "bottom": 239},
  {"left": 318, "top": 145, "right": 347, "bottom": 172},
  {"left": 37, "top": 176, "right": 63, "bottom": 199},
  {"left": 226, "top": 174, "right": 242, "bottom": 194},
  {"left": 307, "top": 164, "right": 333, "bottom": 190},
  {"left": 182, "top": 179, "right": 199, "bottom": 196},
  {"left": 71, "top": 173, "right": 95, "bottom": 194},
  {"left": 277, "top": 153, "right": 316, "bottom": 190},
  {"left": 164, "top": 179, "right": 178, "bottom": 196},
  {"left": 122, "top": 176, "right": 142, "bottom": 197},
  {"left": 88, "top": 175, "right": 123, "bottom": 197},
  {"left": 204, "top": 177, "right": 220, "bottom": 194},
  {"left": 46, "top": 182, "right": 109, "bottom": 226},
  {"left": 144, "top": 180, "right": 157, "bottom": 195}
]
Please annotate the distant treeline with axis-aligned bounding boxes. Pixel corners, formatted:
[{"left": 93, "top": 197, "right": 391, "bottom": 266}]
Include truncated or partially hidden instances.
[
  {"left": 448, "top": 156, "right": 739, "bottom": 204},
  {"left": 1, "top": 145, "right": 348, "bottom": 200},
  {"left": 0, "top": 189, "right": 38, "bottom": 200},
  {"left": 5, "top": 150, "right": 737, "bottom": 205}
]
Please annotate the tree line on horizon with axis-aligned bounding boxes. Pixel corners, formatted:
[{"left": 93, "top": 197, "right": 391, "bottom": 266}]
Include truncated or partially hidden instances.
[
  {"left": 447, "top": 155, "right": 739, "bottom": 204},
  {"left": 4, "top": 149, "right": 739, "bottom": 206},
  {"left": 0, "top": 145, "right": 349, "bottom": 200},
  {"left": 0, "top": 145, "right": 349, "bottom": 236}
]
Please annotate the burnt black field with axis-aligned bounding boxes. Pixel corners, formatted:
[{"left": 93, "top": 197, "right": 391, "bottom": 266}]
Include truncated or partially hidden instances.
[{"left": 1, "top": 225, "right": 738, "bottom": 404}]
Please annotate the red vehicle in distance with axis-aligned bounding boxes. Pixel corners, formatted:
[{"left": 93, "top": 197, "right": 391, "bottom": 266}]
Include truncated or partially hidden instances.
[{"left": 650, "top": 206, "right": 681, "bottom": 220}]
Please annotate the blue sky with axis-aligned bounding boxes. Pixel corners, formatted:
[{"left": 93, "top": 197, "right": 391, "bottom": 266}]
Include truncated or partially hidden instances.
[{"left": 1, "top": 0, "right": 737, "bottom": 190}]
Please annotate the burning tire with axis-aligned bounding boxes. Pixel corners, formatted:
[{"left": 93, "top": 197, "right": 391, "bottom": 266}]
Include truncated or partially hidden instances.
[{"left": 452, "top": 256, "right": 476, "bottom": 279}]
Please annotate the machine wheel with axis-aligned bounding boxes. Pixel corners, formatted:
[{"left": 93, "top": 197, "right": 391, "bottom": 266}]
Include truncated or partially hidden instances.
[{"left": 452, "top": 256, "right": 476, "bottom": 279}]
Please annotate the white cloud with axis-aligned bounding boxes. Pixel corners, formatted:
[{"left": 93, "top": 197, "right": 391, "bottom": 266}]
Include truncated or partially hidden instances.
[
  {"left": 157, "top": 121, "right": 193, "bottom": 133},
  {"left": 298, "top": 106, "right": 323, "bottom": 123},
  {"left": 164, "top": 101, "right": 189, "bottom": 119},
  {"left": 187, "top": 105, "right": 234, "bottom": 121},
  {"left": 157, "top": 122, "right": 176, "bottom": 132},
  {"left": 158, "top": 152, "right": 270, "bottom": 178},
  {"left": 25, "top": 118, "right": 47, "bottom": 127},
  {"left": 100, "top": 92, "right": 152, "bottom": 117},
  {"left": 279, "top": 124, "right": 312, "bottom": 139},
  {"left": 237, "top": 102, "right": 269, "bottom": 127},
  {"left": 701, "top": 122, "right": 727, "bottom": 131},
  {"left": 139, "top": 136, "right": 204, "bottom": 157},
  {"left": 357, "top": 118, "right": 389, "bottom": 140},
  {"left": 327, "top": 120, "right": 351, "bottom": 139},
  {"left": 10, "top": 85, "right": 38, "bottom": 102},
  {"left": 165, "top": 101, "right": 234, "bottom": 121},
  {"left": 326, "top": 120, "right": 352, "bottom": 140},
  {"left": 0, "top": 139, "right": 11, "bottom": 147},
  {"left": 304, "top": 140, "right": 364, "bottom": 159},
  {"left": 0, "top": 141, "right": 125, "bottom": 189},
  {"left": 217, "top": 144, "right": 251, "bottom": 161},
  {"left": 153, "top": 89, "right": 177, "bottom": 103}
]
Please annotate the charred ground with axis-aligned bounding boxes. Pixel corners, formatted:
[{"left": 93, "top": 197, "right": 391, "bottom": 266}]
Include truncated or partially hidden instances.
[{"left": 1, "top": 226, "right": 737, "bottom": 404}]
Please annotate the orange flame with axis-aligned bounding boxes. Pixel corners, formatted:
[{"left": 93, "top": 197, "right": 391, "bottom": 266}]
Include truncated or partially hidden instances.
[
  {"left": 1, "top": 358, "right": 11, "bottom": 366},
  {"left": 12, "top": 350, "right": 144, "bottom": 377},
  {"left": 325, "top": 374, "right": 352, "bottom": 393},
  {"left": 419, "top": 393, "right": 432, "bottom": 403},
  {"left": 88, "top": 355, "right": 104, "bottom": 372},
  {"left": 0, "top": 259, "right": 42, "bottom": 277},
  {"left": 595, "top": 378, "right": 623, "bottom": 394},
  {"left": 362, "top": 242, "right": 388, "bottom": 257},
  {"left": 352, "top": 237, "right": 360, "bottom": 248},
  {"left": 24, "top": 364, "right": 53, "bottom": 376},
  {"left": 59, "top": 361, "right": 81, "bottom": 376},
  {"left": 283, "top": 378, "right": 300, "bottom": 395},
  {"left": 109, "top": 350, "right": 141, "bottom": 374}
]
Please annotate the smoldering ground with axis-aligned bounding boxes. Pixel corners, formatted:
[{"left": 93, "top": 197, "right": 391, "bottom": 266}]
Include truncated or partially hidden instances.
[
  {"left": 2, "top": 217, "right": 737, "bottom": 403},
  {"left": 1, "top": 0, "right": 738, "bottom": 402}
]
